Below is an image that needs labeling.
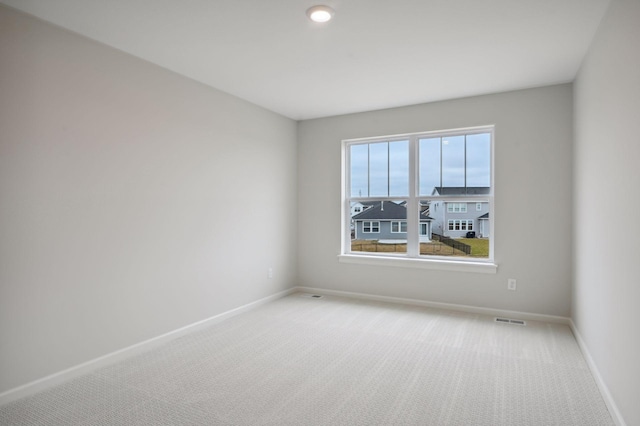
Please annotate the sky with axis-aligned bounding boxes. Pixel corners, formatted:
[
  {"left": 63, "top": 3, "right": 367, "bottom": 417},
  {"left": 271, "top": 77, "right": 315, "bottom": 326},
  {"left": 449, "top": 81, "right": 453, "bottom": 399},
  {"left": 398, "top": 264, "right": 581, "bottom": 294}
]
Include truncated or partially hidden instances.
[{"left": 350, "top": 133, "right": 490, "bottom": 198}]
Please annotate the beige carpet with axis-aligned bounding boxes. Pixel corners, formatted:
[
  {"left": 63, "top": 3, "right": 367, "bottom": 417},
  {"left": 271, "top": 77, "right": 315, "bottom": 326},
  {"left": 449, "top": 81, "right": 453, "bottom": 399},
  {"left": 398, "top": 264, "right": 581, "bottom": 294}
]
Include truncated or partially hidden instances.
[{"left": 0, "top": 293, "right": 613, "bottom": 425}]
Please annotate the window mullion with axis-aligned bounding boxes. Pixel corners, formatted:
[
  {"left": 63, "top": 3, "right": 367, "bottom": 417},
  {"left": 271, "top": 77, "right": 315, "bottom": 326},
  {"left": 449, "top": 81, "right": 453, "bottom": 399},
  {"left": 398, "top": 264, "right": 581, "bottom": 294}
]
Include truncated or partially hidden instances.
[
  {"left": 464, "top": 134, "right": 467, "bottom": 191},
  {"left": 367, "top": 144, "right": 370, "bottom": 197},
  {"left": 387, "top": 142, "right": 390, "bottom": 197},
  {"left": 439, "top": 137, "right": 443, "bottom": 190},
  {"left": 343, "top": 144, "right": 350, "bottom": 254},
  {"left": 343, "top": 125, "right": 493, "bottom": 263},
  {"left": 406, "top": 137, "right": 419, "bottom": 257}
]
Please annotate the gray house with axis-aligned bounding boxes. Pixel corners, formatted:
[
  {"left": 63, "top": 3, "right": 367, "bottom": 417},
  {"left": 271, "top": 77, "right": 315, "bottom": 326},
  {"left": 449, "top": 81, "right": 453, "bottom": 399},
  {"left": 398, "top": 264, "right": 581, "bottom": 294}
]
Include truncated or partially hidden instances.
[
  {"left": 352, "top": 201, "right": 433, "bottom": 241},
  {"left": 429, "top": 187, "right": 490, "bottom": 238}
]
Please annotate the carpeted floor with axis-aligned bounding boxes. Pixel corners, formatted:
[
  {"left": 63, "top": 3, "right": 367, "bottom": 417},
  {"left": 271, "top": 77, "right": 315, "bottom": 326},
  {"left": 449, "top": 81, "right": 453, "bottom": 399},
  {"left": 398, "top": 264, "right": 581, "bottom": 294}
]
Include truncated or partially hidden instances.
[{"left": 0, "top": 293, "right": 613, "bottom": 425}]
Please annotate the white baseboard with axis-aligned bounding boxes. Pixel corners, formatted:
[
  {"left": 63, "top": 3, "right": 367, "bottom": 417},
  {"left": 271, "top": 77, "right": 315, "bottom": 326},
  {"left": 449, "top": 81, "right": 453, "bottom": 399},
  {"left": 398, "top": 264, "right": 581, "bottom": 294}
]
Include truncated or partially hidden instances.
[
  {"left": 294, "top": 286, "right": 571, "bottom": 325},
  {"left": 0, "top": 287, "right": 297, "bottom": 406},
  {"left": 7, "top": 284, "right": 611, "bottom": 424},
  {"left": 570, "top": 320, "right": 627, "bottom": 426}
]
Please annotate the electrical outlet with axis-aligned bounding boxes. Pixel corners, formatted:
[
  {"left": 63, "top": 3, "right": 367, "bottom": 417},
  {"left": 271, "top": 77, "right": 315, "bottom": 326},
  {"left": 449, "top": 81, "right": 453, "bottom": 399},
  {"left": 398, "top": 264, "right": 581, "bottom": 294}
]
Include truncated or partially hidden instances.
[
  {"left": 268, "top": 267, "right": 273, "bottom": 279},
  {"left": 507, "top": 279, "right": 517, "bottom": 291}
]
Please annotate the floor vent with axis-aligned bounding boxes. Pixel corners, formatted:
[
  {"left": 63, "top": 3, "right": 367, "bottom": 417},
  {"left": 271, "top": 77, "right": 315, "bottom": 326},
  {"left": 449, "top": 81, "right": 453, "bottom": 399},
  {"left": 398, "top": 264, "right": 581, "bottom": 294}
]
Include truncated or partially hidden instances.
[
  {"left": 495, "top": 317, "right": 526, "bottom": 326},
  {"left": 300, "top": 293, "right": 324, "bottom": 299}
]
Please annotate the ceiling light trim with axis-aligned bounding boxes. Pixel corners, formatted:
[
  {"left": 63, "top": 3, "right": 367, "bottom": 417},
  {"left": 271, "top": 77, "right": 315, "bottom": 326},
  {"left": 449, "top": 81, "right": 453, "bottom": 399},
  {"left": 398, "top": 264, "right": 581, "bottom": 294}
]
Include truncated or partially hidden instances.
[{"left": 306, "top": 5, "right": 335, "bottom": 23}]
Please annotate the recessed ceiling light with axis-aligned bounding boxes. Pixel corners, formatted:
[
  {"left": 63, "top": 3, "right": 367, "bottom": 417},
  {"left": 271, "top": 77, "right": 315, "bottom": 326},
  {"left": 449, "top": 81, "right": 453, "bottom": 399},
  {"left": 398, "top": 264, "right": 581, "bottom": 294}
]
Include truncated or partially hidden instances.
[{"left": 306, "top": 5, "right": 335, "bottom": 23}]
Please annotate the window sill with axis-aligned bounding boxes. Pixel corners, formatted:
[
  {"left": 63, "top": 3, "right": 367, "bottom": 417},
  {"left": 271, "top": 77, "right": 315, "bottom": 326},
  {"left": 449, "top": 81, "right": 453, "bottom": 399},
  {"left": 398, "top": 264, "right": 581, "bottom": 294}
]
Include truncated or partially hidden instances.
[{"left": 338, "top": 254, "right": 497, "bottom": 274}]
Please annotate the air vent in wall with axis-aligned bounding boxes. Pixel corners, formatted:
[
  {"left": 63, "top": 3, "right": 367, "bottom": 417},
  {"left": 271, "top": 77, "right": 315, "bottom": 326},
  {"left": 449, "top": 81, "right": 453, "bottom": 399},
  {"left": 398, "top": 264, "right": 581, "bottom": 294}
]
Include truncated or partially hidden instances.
[{"left": 495, "top": 317, "right": 526, "bottom": 326}]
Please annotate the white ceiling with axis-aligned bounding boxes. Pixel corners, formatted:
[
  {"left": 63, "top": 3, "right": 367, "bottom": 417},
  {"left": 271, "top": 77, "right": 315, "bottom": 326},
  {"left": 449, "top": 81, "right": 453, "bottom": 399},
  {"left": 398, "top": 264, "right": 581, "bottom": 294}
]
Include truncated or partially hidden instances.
[{"left": 1, "top": 0, "right": 611, "bottom": 120}]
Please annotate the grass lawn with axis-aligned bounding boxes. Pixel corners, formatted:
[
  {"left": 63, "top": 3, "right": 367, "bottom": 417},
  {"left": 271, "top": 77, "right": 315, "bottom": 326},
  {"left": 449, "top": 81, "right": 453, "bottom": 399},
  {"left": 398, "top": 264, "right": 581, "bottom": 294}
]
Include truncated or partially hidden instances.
[
  {"left": 459, "top": 238, "right": 489, "bottom": 257},
  {"left": 351, "top": 238, "right": 489, "bottom": 258},
  {"left": 419, "top": 242, "right": 466, "bottom": 256}
]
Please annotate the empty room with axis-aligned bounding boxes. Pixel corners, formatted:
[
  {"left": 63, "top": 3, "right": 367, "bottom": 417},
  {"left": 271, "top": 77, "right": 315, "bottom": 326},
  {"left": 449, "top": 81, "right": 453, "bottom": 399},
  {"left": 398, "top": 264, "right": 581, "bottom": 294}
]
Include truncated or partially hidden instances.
[{"left": 0, "top": 0, "right": 638, "bottom": 425}]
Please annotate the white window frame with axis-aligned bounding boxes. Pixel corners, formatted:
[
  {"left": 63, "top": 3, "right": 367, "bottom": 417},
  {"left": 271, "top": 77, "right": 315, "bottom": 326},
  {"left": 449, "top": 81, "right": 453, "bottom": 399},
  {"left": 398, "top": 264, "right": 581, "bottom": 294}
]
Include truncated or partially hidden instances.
[
  {"left": 448, "top": 219, "right": 474, "bottom": 231},
  {"left": 391, "top": 221, "right": 407, "bottom": 233},
  {"left": 476, "top": 202, "right": 482, "bottom": 211},
  {"left": 340, "top": 126, "right": 496, "bottom": 273},
  {"left": 362, "top": 221, "right": 380, "bottom": 233},
  {"left": 447, "top": 203, "right": 467, "bottom": 213}
]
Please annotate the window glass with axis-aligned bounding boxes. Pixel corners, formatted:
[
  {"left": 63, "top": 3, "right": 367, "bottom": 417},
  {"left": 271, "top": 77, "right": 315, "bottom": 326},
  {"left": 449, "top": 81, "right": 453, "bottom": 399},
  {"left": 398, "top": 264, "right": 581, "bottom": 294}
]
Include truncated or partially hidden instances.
[
  {"left": 389, "top": 141, "right": 409, "bottom": 197},
  {"left": 369, "top": 143, "right": 389, "bottom": 197},
  {"left": 441, "top": 135, "right": 465, "bottom": 188},
  {"left": 419, "top": 138, "right": 440, "bottom": 196},
  {"left": 350, "top": 144, "right": 369, "bottom": 197},
  {"left": 466, "top": 133, "right": 491, "bottom": 188},
  {"left": 345, "top": 127, "right": 493, "bottom": 262},
  {"left": 351, "top": 141, "right": 409, "bottom": 198},
  {"left": 350, "top": 200, "right": 408, "bottom": 254}
]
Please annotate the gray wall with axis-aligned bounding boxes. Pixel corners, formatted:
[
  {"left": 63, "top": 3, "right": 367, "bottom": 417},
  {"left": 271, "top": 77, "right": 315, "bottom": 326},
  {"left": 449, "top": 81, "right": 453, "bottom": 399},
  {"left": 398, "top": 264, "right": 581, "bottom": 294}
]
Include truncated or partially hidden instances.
[
  {"left": 0, "top": 6, "right": 297, "bottom": 394},
  {"left": 298, "top": 84, "right": 573, "bottom": 317},
  {"left": 573, "top": 0, "right": 640, "bottom": 424},
  {"left": 5, "top": 4, "right": 637, "bottom": 422}
]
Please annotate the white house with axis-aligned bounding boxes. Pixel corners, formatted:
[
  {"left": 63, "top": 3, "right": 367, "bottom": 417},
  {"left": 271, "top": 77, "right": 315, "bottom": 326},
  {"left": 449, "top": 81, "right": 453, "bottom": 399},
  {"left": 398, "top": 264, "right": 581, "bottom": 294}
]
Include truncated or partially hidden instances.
[{"left": 350, "top": 201, "right": 376, "bottom": 217}]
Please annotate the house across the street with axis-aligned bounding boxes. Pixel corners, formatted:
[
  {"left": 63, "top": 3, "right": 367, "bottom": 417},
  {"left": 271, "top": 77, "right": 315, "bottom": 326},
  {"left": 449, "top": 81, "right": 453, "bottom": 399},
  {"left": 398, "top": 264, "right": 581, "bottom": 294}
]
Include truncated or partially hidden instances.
[
  {"left": 350, "top": 201, "right": 378, "bottom": 217},
  {"left": 352, "top": 187, "right": 491, "bottom": 241},
  {"left": 352, "top": 201, "right": 433, "bottom": 241},
  {"left": 428, "top": 187, "right": 490, "bottom": 238}
]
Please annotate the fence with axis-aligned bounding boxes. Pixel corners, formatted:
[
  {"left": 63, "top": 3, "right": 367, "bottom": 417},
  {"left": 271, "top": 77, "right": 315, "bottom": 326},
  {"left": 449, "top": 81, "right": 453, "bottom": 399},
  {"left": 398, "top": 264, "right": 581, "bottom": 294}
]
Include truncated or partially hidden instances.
[
  {"left": 350, "top": 241, "right": 407, "bottom": 253},
  {"left": 431, "top": 233, "right": 471, "bottom": 255},
  {"left": 350, "top": 237, "right": 472, "bottom": 257}
]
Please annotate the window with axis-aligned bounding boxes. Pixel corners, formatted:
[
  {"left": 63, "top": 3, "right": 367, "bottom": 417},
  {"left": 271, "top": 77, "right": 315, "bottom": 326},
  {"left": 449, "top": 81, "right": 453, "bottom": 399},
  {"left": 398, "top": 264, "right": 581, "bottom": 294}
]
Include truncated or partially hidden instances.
[
  {"left": 342, "top": 126, "right": 494, "bottom": 269},
  {"left": 354, "top": 207, "right": 362, "bottom": 213},
  {"left": 363, "top": 221, "right": 380, "bottom": 233},
  {"left": 447, "top": 203, "right": 467, "bottom": 213},
  {"left": 448, "top": 220, "right": 473, "bottom": 231},
  {"left": 391, "top": 221, "right": 407, "bottom": 233}
]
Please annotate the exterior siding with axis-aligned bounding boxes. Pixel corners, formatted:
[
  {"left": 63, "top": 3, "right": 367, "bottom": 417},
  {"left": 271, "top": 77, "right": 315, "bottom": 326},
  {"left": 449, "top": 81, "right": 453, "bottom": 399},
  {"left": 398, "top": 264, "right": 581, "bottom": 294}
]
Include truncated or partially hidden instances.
[
  {"left": 355, "top": 220, "right": 406, "bottom": 240},
  {"left": 355, "top": 220, "right": 432, "bottom": 240},
  {"left": 478, "top": 218, "right": 490, "bottom": 238},
  {"left": 432, "top": 201, "right": 490, "bottom": 238},
  {"left": 429, "top": 201, "right": 446, "bottom": 235}
]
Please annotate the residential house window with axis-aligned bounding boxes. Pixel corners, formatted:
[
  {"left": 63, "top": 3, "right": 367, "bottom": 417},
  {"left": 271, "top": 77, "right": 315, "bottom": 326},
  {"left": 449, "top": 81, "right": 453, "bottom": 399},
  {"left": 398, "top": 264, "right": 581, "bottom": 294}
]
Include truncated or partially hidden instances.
[
  {"left": 391, "top": 221, "right": 407, "bottom": 233},
  {"left": 342, "top": 126, "right": 494, "bottom": 270},
  {"left": 448, "top": 220, "right": 473, "bottom": 231},
  {"left": 447, "top": 203, "right": 467, "bottom": 213},
  {"left": 363, "top": 221, "right": 380, "bottom": 233}
]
